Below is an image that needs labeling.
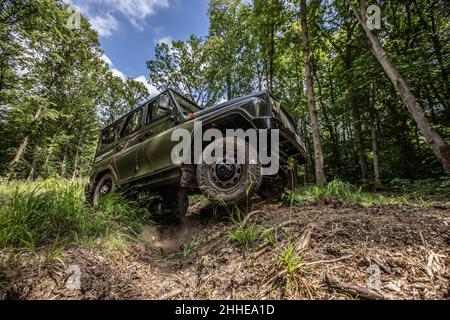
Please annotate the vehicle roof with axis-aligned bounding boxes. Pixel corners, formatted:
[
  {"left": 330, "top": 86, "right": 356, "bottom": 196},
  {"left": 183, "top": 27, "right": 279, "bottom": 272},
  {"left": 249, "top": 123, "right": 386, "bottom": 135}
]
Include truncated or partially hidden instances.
[
  {"left": 99, "top": 89, "right": 295, "bottom": 132},
  {"left": 213, "top": 90, "right": 270, "bottom": 109},
  {"left": 99, "top": 88, "right": 200, "bottom": 132}
]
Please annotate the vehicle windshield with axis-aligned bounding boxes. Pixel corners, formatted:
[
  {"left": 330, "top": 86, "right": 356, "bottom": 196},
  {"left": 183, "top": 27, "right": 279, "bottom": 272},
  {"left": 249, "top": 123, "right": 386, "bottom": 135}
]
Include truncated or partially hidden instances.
[{"left": 172, "top": 92, "right": 201, "bottom": 117}]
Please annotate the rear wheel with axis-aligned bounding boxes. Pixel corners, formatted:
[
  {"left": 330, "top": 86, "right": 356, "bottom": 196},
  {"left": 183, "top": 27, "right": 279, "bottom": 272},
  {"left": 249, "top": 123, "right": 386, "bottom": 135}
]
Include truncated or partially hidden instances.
[
  {"left": 160, "top": 188, "right": 189, "bottom": 218},
  {"left": 258, "top": 166, "right": 297, "bottom": 200},
  {"left": 196, "top": 137, "right": 262, "bottom": 204},
  {"left": 92, "top": 173, "right": 116, "bottom": 208}
]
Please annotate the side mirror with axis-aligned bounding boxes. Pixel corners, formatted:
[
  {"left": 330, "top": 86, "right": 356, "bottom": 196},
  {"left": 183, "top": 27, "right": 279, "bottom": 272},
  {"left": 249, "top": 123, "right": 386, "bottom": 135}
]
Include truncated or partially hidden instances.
[{"left": 159, "top": 94, "right": 170, "bottom": 110}]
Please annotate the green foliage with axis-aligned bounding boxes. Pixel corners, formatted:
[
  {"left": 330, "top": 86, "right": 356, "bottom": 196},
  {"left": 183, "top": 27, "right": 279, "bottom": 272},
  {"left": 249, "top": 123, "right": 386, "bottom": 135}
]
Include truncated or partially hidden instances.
[
  {"left": 147, "top": 35, "right": 222, "bottom": 106},
  {"left": 387, "top": 177, "right": 450, "bottom": 200},
  {"left": 0, "top": 1, "right": 149, "bottom": 180},
  {"left": 179, "top": 236, "right": 205, "bottom": 258},
  {"left": 0, "top": 179, "right": 148, "bottom": 249},
  {"left": 281, "top": 190, "right": 302, "bottom": 206},
  {"left": 273, "top": 241, "right": 307, "bottom": 294},
  {"left": 297, "top": 179, "right": 410, "bottom": 205},
  {"left": 277, "top": 242, "right": 303, "bottom": 277},
  {"left": 228, "top": 225, "right": 263, "bottom": 247},
  {"left": 283, "top": 178, "right": 450, "bottom": 206}
]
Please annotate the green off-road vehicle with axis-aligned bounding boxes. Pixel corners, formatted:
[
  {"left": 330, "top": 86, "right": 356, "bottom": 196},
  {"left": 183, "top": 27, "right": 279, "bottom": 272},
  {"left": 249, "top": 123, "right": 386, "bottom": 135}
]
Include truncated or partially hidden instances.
[{"left": 88, "top": 89, "right": 307, "bottom": 216}]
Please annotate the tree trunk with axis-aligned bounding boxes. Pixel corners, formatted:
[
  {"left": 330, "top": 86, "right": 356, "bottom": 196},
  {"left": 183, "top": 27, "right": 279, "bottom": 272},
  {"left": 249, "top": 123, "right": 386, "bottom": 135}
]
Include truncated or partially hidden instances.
[
  {"left": 347, "top": 0, "right": 450, "bottom": 173},
  {"left": 226, "top": 75, "right": 232, "bottom": 101},
  {"left": 371, "top": 126, "right": 382, "bottom": 189},
  {"left": 268, "top": 22, "right": 275, "bottom": 92},
  {"left": 71, "top": 133, "right": 83, "bottom": 182},
  {"left": 71, "top": 163, "right": 78, "bottom": 182},
  {"left": 312, "top": 63, "right": 341, "bottom": 174},
  {"left": 341, "top": 24, "right": 368, "bottom": 183},
  {"left": 27, "top": 145, "right": 38, "bottom": 181},
  {"left": 11, "top": 135, "right": 29, "bottom": 165},
  {"left": 10, "top": 104, "right": 44, "bottom": 170},
  {"left": 352, "top": 100, "right": 368, "bottom": 183},
  {"left": 369, "top": 87, "right": 383, "bottom": 190},
  {"left": 300, "top": 0, "right": 326, "bottom": 185},
  {"left": 61, "top": 146, "right": 68, "bottom": 179}
]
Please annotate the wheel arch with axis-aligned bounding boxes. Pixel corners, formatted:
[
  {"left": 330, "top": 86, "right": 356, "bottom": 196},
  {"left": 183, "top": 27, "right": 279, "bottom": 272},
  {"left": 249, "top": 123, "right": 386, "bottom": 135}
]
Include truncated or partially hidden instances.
[{"left": 93, "top": 167, "right": 118, "bottom": 185}]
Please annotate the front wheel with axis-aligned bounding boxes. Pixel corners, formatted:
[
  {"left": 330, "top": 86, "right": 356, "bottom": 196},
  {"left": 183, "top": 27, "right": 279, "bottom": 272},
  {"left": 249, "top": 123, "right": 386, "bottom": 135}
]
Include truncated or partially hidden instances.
[{"left": 196, "top": 137, "right": 262, "bottom": 204}]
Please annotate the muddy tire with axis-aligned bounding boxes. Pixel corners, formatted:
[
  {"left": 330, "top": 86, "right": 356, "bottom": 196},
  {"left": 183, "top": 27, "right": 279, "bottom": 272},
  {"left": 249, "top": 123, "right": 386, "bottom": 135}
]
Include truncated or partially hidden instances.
[
  {"left": 92, "top": 173, "right": 116, "bottom": 208},
  {"left": 196, "top": 137, "right": 262, "bottom": 204}
]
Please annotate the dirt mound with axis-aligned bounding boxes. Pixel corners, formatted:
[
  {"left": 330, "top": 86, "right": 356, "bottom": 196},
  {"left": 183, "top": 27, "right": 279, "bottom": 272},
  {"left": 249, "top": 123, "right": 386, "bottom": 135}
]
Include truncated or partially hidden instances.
[{"left": 1, "top": 201, "right": 449, "bottom": 300}]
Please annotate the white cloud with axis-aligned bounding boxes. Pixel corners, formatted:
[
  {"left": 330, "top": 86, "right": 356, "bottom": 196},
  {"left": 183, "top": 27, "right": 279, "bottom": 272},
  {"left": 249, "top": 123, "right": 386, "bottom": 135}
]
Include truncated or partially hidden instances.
[
  {"left": 89, "top": 13, "right": 119, "bottom": 37},
  {"left": 111, "top": 68, "right": 126, "bottom": 81},
  {"left": 67, "top": 0, "right": 169, "bottom": 34},
  {"left": 101, "top": 54, "right": 126, "bottom": 80},
  {"left": 100, "top": 54, "right": 112, "bottom": 66},
  {"left": 134, "top": 75, "right": 160, "bottom": 97},
  {"left": 155, "top": 36, "right": 172, "bottom": 45},
  {"left": 104, "top": 0, "right": 169, "bottom": 30},
  {"left": 101, "top": 55, "right": 159, "bottom": 97}
]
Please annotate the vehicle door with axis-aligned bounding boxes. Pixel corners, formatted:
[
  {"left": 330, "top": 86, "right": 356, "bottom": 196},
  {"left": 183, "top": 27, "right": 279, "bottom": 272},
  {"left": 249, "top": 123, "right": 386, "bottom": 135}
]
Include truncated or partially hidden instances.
[
  {"left": 114, "top": 108, "right": 144, "bottom": 183},
  {"left": 140, "top": 93, "right": 180, "bottom": 174}
]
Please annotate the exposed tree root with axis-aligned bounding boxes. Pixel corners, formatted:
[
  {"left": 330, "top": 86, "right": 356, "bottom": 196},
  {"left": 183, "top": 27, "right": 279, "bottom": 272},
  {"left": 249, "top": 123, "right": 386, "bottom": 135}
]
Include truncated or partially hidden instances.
[{"left": 325, "top": 274, "right": 386, "bottom": 300}]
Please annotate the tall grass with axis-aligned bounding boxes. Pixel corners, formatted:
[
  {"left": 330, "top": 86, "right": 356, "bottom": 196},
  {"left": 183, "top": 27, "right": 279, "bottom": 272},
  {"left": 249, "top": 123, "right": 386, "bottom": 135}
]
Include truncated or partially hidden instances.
[
  {"left": 293, "top": 179, "right": 409, "bottom": 206},
  {"left": 0, "top": 179, "right": 148, "bottom": 250},
  {"left": 228, "top": 225, "right": 263, "bottom": 247}
]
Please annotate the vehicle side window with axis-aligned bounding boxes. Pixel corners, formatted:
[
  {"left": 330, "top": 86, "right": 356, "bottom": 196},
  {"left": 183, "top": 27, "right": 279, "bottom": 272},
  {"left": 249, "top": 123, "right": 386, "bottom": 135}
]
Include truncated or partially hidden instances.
[
  {"left": 101, "top": 124, "right": 119, "bottom": 146},
  {"left": 145, "top": 102, "right": 153, "bottom": 124},
  {"left": 146, "top": 94, "right": 171, "bottom": 124},
  {"left": 121, "top": 109, "right": 142, "bottom": 138}
]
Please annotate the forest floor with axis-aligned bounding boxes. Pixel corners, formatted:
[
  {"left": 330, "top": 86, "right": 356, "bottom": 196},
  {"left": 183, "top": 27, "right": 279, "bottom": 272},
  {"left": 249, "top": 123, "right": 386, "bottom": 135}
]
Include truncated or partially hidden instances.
[{"left": 1, "top": 197, "right": 449, "bottom": 300}]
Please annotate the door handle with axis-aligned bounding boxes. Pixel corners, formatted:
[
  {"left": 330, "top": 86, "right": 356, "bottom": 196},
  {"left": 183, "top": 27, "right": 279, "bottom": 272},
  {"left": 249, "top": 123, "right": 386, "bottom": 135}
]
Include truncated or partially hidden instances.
[
  {"left": 116, "top": 144, "right": 124, "bottom": 151},
  {"left": 145, "top": 130, "right": 153, "bottom": 137},
  {"left": 138, "top": 131, "right": 153, "bottom": 142}
]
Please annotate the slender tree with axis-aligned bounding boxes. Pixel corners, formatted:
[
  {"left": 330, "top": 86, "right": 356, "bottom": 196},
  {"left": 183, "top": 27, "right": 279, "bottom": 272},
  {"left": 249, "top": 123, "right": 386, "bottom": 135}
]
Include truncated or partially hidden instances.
[{"left": 300, "top": 0, "right": 326, "bottom": 184}]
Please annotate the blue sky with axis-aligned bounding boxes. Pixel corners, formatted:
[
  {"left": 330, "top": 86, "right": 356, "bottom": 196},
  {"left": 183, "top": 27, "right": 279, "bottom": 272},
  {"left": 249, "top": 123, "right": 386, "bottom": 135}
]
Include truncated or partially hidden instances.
[{"left": 67, "top": 0, "right": 210, "bottom": 95}]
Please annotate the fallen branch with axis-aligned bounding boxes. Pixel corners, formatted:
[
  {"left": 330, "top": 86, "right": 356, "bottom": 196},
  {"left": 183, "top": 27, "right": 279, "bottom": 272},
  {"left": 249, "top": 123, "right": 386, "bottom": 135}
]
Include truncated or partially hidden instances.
[
  {"left": 158, "top": 289, "right": 182, "bottom": 300},
  {"left": 261, "top": 220, "right": 303, "bottom": 236},
  {"left": 297, "top": 225, "right": 315, "bottom": 253},
  {"left": 301, "top": 254, "right": 353, "bottom": 267},
  {"left": 254, "top": 245, "right": 271, "bottom": 258},
  {"left": 242, "top": 210, "right": 268, "bottom": 226},
  {"left": 325, "top": 274, "right": 386, "bottom": 300}
]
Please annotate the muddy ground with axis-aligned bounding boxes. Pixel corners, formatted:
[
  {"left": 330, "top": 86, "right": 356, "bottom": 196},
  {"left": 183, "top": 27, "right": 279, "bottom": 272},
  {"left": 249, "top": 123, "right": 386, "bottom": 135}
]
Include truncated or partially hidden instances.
[{"left": 1, "top": 199, "right": 449, "bottom": 300}]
